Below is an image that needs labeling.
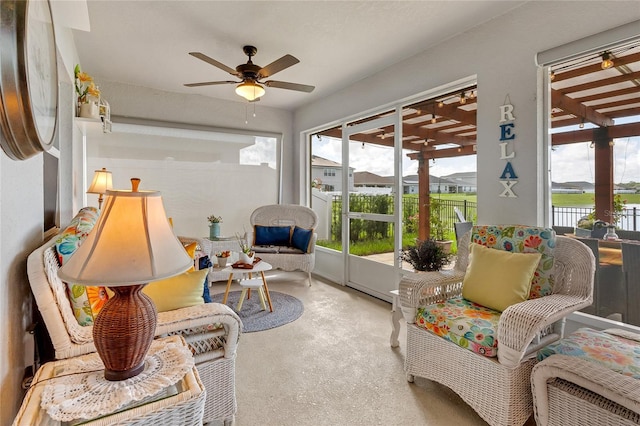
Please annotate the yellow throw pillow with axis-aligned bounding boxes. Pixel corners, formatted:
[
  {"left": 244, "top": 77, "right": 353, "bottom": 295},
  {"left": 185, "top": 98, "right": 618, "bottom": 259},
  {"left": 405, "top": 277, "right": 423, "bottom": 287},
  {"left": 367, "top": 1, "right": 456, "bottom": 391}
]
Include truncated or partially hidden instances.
[
  {"left": 142, "top": 269, "right": 207, "bottom": 313},
  {"left": 184, "top": 242, "right": 198, "bottom": 272},
  {"left": 462, "top": 243, "right": 542, "bottom": 312}
]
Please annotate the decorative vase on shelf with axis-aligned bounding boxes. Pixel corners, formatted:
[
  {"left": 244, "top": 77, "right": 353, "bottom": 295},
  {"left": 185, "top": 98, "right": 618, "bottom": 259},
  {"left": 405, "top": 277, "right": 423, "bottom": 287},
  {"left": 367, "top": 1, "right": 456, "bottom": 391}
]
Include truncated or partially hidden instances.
[
  {"left": 239, "top": 252, "right": 254, "bottom": 264},
  {"left": 209, "top": 223, "right": 220, "bottom": 239},
  {"left": 78, "top": 102, "right": 99, "bottom": 119}
]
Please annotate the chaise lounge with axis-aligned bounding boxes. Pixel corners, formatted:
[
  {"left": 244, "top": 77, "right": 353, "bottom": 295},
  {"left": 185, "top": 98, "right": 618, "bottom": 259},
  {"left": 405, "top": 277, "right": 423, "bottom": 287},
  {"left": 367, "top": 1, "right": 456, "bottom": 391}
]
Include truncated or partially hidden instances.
[{"left": 27, "top": 207, "right": 242, "bottom": 425}]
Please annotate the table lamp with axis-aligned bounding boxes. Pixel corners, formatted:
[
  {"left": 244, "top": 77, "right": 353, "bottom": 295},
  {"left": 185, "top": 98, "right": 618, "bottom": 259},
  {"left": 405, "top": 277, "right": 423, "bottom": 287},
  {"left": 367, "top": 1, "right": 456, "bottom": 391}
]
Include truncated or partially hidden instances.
[
  {"left": 58, "top": 178, "right": 192, "bottom": 380},
  {"left": 87, "top": 167, "right": 113, "bottom": 209}
]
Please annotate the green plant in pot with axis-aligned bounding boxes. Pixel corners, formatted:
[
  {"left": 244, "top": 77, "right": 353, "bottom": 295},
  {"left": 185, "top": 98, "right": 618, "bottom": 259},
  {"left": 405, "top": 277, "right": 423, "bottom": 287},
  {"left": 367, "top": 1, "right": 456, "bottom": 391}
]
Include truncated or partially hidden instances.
[
  {"left": 401, "top": 239, "right": 451, "bottom": 272},
  {"left": 430, "top": 198, "right": 452, "bottom": 253},
  {"left": 207, "top": 214, "right": 222, "bottom": 239}
]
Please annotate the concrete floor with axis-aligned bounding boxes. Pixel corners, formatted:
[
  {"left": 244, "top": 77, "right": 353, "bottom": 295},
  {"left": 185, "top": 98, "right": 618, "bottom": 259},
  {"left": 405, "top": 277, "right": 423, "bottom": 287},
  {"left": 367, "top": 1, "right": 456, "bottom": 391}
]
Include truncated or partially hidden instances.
[{"left": 209, "top": 272, "right": 535, "bottom": 426}]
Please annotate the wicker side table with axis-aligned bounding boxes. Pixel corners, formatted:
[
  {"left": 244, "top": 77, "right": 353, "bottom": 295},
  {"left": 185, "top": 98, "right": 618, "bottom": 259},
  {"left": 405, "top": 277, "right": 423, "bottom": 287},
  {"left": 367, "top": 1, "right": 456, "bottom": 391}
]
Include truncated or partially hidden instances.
[{"left": 13, "top": 335, "right": 205, "bottom": 426}]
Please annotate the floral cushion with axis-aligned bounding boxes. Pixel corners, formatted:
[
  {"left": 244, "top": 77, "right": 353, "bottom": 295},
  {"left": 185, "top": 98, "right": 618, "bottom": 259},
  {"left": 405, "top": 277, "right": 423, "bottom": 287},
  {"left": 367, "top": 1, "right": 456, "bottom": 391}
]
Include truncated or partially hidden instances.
[
  {"left": 537, "top": 328, "right": 640, "bottom": 379},
  {"left": 415, "top": 296, "right": 501, "bottom": 357},
  {"left": 54, "top": 207, "right": 107, "bottom": 326},
  {"left": 471, "top": 225, "right": 556, "bottom": 298}
]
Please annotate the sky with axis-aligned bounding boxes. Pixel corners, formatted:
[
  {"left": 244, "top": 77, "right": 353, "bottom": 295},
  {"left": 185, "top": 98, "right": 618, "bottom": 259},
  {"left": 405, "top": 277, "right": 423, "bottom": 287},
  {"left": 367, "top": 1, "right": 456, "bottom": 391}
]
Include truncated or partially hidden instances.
[{"left": 313, "top": 132, "right": 640, "bottom": 184}]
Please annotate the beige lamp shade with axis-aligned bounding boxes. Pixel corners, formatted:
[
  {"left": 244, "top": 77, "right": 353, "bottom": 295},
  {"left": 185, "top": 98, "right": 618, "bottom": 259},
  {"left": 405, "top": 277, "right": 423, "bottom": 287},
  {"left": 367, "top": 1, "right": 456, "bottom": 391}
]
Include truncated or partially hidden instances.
[
  {"left": 87, "top": 168, "right": 113, "bottom": 195},
  {"left": 59, "top": 185, "right": 191, "bottom": 286}
]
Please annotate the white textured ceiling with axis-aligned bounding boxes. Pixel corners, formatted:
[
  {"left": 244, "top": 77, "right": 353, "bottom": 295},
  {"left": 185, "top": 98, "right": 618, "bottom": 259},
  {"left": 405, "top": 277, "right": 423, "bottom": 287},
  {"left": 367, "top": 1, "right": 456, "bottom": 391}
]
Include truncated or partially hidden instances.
[{"left": 73, "top": 1, "right": 527, "bottom": 110}]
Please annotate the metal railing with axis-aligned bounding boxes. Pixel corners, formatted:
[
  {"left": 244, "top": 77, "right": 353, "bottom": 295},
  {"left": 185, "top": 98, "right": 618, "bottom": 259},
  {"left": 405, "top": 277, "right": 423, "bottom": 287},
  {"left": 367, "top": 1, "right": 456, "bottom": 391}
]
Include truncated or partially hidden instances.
[{"left": 551, "top": 205, "right": 639, "bottom": 231}]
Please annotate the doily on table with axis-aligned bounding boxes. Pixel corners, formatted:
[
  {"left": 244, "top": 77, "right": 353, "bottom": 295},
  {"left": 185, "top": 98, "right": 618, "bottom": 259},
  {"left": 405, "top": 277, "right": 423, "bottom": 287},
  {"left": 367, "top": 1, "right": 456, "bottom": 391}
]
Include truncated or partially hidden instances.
[{"left": 40, "top": 339, "right": 194, "bottom": 422}]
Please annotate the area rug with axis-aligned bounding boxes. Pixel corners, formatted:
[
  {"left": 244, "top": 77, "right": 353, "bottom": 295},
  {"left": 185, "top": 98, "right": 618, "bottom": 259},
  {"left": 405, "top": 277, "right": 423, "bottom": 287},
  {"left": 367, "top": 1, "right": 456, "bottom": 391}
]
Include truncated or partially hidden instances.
[{"left": 211, "top": 291, "right": 304, "bottom": 333}]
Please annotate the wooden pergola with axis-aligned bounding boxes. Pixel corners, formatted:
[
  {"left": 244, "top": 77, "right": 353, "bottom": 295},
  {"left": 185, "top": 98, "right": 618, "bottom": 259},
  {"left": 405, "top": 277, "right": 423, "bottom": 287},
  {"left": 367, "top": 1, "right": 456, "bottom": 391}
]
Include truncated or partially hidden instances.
[{"left": 318, "top": 42, "right": 640, "bottom": 239}]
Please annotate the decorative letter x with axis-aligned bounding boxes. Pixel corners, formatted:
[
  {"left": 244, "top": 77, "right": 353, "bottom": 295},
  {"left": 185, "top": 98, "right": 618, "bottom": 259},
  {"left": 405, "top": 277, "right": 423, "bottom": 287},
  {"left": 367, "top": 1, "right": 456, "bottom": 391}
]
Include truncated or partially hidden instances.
[{"left": 499, "top": 180, "right": 518, "bottom": 198}]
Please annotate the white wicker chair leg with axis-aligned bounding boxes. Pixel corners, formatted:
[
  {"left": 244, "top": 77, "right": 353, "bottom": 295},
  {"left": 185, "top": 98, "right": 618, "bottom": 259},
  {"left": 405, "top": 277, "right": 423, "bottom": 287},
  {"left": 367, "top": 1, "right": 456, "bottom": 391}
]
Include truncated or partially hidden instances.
[{"left": 308, "top": 272, "right": 312, "bottom": 286}]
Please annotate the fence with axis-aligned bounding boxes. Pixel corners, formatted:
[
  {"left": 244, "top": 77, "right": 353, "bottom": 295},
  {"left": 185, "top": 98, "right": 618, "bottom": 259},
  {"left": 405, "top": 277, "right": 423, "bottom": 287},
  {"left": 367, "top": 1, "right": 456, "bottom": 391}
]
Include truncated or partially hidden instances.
[
  {"left": 552, "top": 205, "right": 639, "bottom": 231},
  {"left": 322, "top": 195, "right": 640, "bottom": 243},
  {"left": 327, "top": 194, "right": 477, "bottom": 242}
]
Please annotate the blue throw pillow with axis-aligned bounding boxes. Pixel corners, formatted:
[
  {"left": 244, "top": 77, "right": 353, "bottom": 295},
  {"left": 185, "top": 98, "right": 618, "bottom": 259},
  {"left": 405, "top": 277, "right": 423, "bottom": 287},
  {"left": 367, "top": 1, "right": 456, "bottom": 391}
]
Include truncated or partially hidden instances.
[
  {"left": 199, "top": 255, "right": 212, "bottom": 303},
  {"left": 202, "top": 275, "right": 212, "bottom": 303},
  {"left": 291, "top": 226, "right": 314, "bottom": 253},
  {"left": 254, "top": 225, "right": 291, "bottom": 246}
]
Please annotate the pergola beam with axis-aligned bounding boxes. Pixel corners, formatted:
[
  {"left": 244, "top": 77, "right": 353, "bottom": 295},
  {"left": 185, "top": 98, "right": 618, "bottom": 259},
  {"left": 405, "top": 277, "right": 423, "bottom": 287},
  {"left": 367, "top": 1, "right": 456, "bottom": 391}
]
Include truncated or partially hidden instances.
[
  {"left": 552, "top": 122, "right": 640, "bottom": 145},
  {"left": 551, "top": 89, "right": 614, "bottom": 127}
]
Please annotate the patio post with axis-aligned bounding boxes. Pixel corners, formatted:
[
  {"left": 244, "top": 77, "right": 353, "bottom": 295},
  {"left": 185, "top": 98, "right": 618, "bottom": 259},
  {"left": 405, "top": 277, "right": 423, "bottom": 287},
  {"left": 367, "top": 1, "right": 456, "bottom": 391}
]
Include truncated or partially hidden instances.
[
  {"left": 418, "top": 151, "right": 431, "bottom": 240},
  {"left": 593, "top": 127, "right": 614, "bottom": 224}
]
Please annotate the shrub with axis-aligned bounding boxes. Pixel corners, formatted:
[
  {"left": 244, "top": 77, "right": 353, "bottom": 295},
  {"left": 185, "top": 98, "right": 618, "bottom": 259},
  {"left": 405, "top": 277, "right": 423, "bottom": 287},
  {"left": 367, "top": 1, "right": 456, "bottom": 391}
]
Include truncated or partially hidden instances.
[{"left": 400, "top": 239, "right": 451, "bottom": 271}]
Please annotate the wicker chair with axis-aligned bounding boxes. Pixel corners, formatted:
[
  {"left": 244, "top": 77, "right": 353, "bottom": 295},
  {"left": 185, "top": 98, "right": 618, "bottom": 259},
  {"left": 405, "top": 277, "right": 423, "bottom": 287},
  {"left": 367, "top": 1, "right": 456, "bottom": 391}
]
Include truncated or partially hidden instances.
[
  {"left": 399, "top": 226, "right": 595, "bottom": 426},
  {"left": 27, "top": 229, "right": 242, "bottom": 425},
  {"left": 248, "top": 204, "right": 318, "bottom": 285}
]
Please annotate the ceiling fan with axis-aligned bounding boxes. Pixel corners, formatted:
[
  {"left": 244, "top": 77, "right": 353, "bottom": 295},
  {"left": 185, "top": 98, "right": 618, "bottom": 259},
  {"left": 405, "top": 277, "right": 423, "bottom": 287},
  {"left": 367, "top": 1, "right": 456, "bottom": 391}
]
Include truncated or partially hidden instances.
[{"left": 184, "top": 45, "right": 315, "bottom": 101}]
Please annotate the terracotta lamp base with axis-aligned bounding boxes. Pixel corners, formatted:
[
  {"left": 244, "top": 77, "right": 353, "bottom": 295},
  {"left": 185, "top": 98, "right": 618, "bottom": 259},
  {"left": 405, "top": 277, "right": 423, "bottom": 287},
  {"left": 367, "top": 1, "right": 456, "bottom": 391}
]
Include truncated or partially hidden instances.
[{"left": 92, "top": 284, "right": 157, "bottom": 381}]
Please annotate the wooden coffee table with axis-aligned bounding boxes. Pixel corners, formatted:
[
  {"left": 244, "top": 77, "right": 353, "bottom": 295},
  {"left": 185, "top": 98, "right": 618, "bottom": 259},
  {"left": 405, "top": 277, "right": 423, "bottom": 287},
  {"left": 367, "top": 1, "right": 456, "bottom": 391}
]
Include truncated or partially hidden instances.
[{"left": 222, "top": 260, "right": 273, "bottom": 312}]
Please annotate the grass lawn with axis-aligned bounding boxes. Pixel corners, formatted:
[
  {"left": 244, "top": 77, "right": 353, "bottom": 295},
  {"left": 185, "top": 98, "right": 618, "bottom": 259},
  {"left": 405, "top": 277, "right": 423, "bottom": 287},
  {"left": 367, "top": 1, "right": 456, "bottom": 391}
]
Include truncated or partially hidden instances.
[{"left": 429, "top": 193, "right": 640, "bottom": 207}]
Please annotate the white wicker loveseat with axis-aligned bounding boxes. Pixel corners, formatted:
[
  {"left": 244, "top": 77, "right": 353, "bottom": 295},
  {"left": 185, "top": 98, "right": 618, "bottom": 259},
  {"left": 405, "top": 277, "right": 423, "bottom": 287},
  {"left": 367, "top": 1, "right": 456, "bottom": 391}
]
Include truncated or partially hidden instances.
[
  {"left": 27, "top": 208, "right": 242, "bottom": 425},
  {"left": 248, "top": 204, "right": 318, "bottom": 285},
  {"left": 399, "top": 225, "right": 595, "bottom": 426}
]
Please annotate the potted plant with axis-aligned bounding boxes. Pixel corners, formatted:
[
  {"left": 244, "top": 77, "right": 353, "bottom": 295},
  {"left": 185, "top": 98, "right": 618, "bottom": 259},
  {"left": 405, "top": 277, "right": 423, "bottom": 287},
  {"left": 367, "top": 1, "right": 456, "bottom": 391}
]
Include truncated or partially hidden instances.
[
  {"left": 74, "top": 64, "right": 101, "bottom": 118},
  {"left": 401, "top": 239, "right": 451, "bottom": 272},
  {"left": 215, "top": 250, "right": 230, "bottom": 268},
  {"left": 236, "top": 233, "right": 255, "bottom": 264},
  {"left": 207, "top": 214, "right": 222, "bottom": 239},
  {"left": 430, "top": 199, "right": 453, "bottom": 253}
]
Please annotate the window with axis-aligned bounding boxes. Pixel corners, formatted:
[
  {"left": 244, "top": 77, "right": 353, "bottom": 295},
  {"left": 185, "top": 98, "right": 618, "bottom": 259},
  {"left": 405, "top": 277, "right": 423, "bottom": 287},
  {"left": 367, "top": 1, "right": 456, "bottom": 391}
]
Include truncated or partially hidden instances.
[{"left": 85, "top": 121, "right": 281, "bottom": 239}]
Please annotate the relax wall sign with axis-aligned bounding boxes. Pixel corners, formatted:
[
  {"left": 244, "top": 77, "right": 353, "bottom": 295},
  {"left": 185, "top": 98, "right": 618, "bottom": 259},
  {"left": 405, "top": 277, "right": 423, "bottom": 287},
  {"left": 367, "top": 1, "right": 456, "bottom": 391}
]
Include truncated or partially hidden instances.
[{"left": 498, "top": 103, "right": 518, "bottom": 198}]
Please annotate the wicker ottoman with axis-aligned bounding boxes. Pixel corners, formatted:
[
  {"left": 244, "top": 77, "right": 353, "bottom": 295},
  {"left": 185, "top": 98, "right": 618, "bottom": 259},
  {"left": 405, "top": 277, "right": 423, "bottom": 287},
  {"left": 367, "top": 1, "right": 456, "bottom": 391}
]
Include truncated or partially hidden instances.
[{"left": 531, "top": 328, "right": 640, "bottom": 426}]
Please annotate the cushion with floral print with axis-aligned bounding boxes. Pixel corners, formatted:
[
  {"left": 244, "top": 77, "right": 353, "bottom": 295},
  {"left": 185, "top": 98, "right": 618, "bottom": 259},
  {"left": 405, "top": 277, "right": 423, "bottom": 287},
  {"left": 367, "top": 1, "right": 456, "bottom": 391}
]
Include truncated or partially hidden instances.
[
  {"left": 54, "top": 207, "right": 108, "bottom": 326},
  {"left": 537, "top": 328, "right": 640, "bottom": 379},
  {"left": 471, "top": 225, "right": 556, "bottom": 298},
  {"left": 415, "top": 296, "right": 501, "bottom": 357}
]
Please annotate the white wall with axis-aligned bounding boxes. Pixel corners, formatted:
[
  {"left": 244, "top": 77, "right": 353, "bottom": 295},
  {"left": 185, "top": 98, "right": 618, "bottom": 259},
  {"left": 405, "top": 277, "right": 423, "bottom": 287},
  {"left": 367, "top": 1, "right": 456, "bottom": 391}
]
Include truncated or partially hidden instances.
[
  {"left": 0, "top": 15, "right": 82, "bottom": 424},
  {"left": 90, "top": 81, "right": 295, "bottom": 203},
  {"left": 293, "top": 1, "right": 640, "bottom": 226}
]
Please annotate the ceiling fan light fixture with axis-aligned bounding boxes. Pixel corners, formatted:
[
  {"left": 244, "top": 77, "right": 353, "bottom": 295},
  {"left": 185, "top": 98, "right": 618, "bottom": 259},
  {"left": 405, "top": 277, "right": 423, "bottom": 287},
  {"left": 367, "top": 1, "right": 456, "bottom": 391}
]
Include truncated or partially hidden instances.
[{"left": 236, "top": 81, "right": 265, "bottom": 101}]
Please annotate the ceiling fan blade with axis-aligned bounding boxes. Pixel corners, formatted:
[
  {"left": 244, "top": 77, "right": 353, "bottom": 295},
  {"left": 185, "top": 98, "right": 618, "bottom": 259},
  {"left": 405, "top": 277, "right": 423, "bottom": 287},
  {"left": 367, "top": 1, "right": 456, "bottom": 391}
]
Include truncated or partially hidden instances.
[
  {"left": 265, "top": 80, "right": 315, "bottom": 93},
  {"left": 184, "top": 81, "right": 237, "bottom": 87},
  {"left": 259, "top": 54, "right": 299, "bottom": 78},
  {"left": 188, "top": 52, "right": 239, "bottom": 76}
]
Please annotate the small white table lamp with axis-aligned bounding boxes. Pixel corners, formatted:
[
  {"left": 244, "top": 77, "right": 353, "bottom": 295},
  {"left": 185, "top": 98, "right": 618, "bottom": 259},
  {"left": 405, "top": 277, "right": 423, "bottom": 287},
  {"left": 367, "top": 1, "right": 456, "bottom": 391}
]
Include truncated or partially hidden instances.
[
  {"left": 87, "top": 168, "right": 113, "bottom": 209},
  {"left": 59, "top": 178, "right": 192, "bottom": 380}
]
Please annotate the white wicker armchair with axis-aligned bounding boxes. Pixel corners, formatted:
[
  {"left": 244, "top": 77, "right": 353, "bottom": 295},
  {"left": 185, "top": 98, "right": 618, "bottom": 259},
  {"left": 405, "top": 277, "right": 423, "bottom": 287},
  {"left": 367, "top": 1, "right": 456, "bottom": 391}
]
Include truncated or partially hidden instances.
[
  {"left": 27, "top": 233, "right": 242, "bottom": 425},
  {"left": 399, "top": 228, "right": 595, "bottom": 426},
  {"left": 248, "top": 204, "right": 318, "bottom": 285}
]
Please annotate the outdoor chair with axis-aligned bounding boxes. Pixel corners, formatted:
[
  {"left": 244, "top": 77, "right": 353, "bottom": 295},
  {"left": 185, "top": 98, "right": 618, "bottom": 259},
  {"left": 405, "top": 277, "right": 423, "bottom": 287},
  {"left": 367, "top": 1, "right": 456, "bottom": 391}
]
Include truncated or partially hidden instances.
[
  {"left": 575, "top": 236, "right": 600, "bottom": 316},
  {"left": 622, "top": 242, "right": 640, "bottom": 326},
  {"left": 454, "top": 221, "right": 472, "bottom": 244},
  {"left": 399, "top": 225, "right": 595, "bottom": 426}
]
